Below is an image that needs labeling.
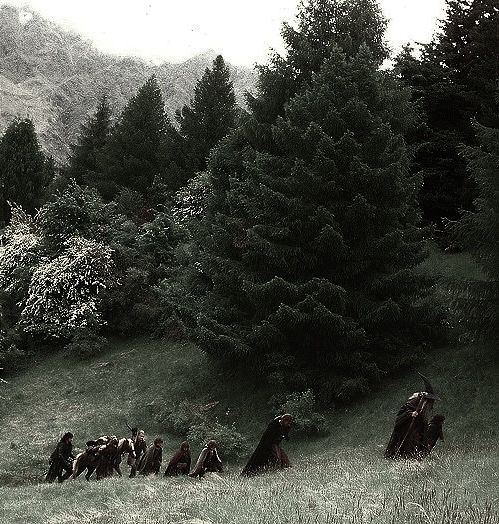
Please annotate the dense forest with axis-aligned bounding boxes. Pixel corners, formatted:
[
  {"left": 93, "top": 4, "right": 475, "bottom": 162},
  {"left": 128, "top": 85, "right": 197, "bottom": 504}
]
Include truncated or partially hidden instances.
[{"left": 0, "top": 0, "right": 497, "bottom": 417}]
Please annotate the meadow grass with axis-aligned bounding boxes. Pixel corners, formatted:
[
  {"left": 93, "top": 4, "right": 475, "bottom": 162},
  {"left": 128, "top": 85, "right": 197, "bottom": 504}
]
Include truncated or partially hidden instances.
[{"left": 0, "top": 249, "right": 497, "bottom": 523}]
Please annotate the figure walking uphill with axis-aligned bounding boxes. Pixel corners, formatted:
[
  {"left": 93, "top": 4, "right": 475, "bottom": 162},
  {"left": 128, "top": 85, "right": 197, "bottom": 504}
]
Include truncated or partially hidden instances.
[
  {"left": 384, "top": 373, "right": 442, "bottom": 459},
  {"left": 46, "top": 432, "right": 75, "bottom": 483},
  {"left": 137, "top": 437, "right": 163, "bottom": 475},
  {"left": 241, "top": 414, "right": 292, "bottom": 476},
  {"left": 424, "top": 414, "right": 445, "bottom": 455},
  {"left": 129, "top": 428, "right": 147, "bottom": 478},
  {"left": 165, "top": 441, "right": 191, "bottom": 476},
  {"left": 189, "top": 440, "right": 223, "bottom": 478}
]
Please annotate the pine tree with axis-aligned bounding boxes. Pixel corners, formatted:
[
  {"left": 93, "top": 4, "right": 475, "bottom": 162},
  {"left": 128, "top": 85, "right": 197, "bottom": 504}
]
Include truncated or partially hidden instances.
[
  {"left": 66, "top": 95, "right": 112, "bottom": 186},
  {"left": 0, "top": 118, "right": 53, "bottom": 225},
  {"left": 245, "top": 0, "right": 388, "bottom": 153},
  {"left": 396, "top": 0, "right": 499, "bottom": 231},
  {"left": 176, "top": 55, "right": 238, "bottom": 176},
  {"left": 97, "top": 76, "right": 168, "bottom": 199},
  {"left": 450, "top": 121, "right": 499, "bottom": 340},
  {"left": 174, "top": 1, "right": 444, "bottom": 400}
]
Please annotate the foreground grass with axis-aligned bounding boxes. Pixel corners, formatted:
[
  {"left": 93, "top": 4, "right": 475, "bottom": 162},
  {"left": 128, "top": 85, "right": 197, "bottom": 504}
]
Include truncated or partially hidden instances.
[
  {"left": 1, "top": 443, "right": 497, "bottom": 524},
  {"left": 0, "top": 340, "right": 497, "bottom": 524}
]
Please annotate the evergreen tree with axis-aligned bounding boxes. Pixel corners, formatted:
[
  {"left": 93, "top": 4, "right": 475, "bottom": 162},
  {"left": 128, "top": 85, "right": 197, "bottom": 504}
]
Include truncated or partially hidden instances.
[
  {"left": 176, "top": 55, "right": 238, "bottom": 176},
  {"left": 245, "top": 0, "right": 388, "bottom": 153},
  {"left": 66, "top": 95, "right": 112, "bottom": 186},
  {"left": 450, "top": 121, "right": 499, "bottom": 340},
  {"left": 396, "top": 0, "right": 499, "bottom": 231},
  {"left": 171, "top": 1, "right": 444, "bottom": 400},
  {"left": 97, "top": 76, "right": 168, "bottom": 199},
  {"left": 0, "top": 118, "right": 53, "bottom": 225}
]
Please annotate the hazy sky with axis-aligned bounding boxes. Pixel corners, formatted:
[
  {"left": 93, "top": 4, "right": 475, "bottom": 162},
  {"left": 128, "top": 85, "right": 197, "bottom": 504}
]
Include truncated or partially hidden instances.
[{"left": 5, "top": 0, "right": 447, "bottom": 66}]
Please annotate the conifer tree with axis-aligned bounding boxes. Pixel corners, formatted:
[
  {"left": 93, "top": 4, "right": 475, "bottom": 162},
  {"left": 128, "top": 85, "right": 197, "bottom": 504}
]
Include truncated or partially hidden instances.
[
  {"left": 0, "top": 118, "right": 53, "bottom": 224},
  {"left": 172, "top": 0, "right": 444, "bottom": 400},
  {"left": 396, "top": 0, "right": 499, "bottom": 230},
  {"left": 97, "top": 76, "right": 168, "bottom": 198},
  {"left": 450, "top": 121, "right": 499, "bottom": 340},
  {"left": 176, "top": 55, "right": 238, "bottom": 175},
  {"left": 66, "top": 95, "right": 112, "bottom": 186}
]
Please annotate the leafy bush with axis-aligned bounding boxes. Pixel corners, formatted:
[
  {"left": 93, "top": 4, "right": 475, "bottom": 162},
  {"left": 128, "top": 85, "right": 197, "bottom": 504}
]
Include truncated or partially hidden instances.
[
  {"left": 188, "top": 421, "right": 250, "bottom": 460},
  {"left": 151, "top": 400, "right": 204, "bottom": 436},
  {"left": 150, "top": 399, "right": 250, "bottom": 459},
  {"left": 271, "top": 389, "right": 329, "bottom": 437},
  {"left": 0, "top": 331, "right": 26, "bottom": 375},
  {"left": 64, "top": 328, "right": 106, "bottom": 359}
]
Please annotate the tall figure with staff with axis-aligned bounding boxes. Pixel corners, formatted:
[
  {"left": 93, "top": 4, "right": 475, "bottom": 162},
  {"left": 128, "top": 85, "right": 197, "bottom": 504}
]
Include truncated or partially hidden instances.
[{"left": 384, "top": 373, "right": 440, "bottom": 459}]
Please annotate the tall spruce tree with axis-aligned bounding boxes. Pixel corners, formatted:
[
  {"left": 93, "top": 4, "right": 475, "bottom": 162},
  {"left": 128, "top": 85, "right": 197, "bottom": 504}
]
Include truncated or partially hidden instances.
[
  {"left": 396, "top": 0, "right": 499, "bottom": 231},
  {"left": 0, "top": 118, "right": 53, "bottom": 225},
  {"left": 97, "top": 76, "right": 168, "bottom": 199},
  {"left": 66, "top": 95, "right": 112, "bottom": 186},
  {"left": 176, "top": 55, "right": 238, "bottom": 176},
  {"left": 450, "top": 121, "right": 499, "bottom": 340},
  {"left": 174, "top": 0, "right": 444, "bottom": 400}
]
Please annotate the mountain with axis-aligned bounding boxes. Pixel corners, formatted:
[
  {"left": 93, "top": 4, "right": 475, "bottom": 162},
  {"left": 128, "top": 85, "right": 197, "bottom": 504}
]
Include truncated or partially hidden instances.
[{"left": 0, "top": 5, "right": 257, "bottom": 163}]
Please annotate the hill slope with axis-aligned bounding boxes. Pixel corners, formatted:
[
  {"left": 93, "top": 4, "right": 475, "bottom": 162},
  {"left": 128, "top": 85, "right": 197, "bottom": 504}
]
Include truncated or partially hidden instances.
[
  {"left": 0, "top": 248, "right": 497, "bottom": 523},
  {"left": 0, "top": 243, "right": 498, "bottom": 524},
  {"left": 0, "top": 337, "right": 497, "bottom": 523},
  {"left": 0, "top": 5, "right": 257, "bottom": 163}
]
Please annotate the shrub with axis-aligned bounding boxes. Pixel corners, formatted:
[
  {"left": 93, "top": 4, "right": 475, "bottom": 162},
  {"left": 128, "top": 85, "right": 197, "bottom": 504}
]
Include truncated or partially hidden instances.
[
  {"left": 187, "top": 421, "right": 250, "bottom": 460},
  {"left": 64, "top": 328, "right": 106, "bottom": 360},
  {"left": 0, "top": 331, "right": 26, "bottom": 375},
  {"left": 271, "top": 389, "right": 329, "bottom": 437},
  {"left": 151, "top": 400, "right": 204, "bottom": 436}
]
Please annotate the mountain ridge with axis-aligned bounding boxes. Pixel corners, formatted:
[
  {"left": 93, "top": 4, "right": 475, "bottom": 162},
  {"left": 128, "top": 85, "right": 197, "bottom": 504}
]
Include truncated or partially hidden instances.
[{"left": 0, "top": 5, "right": 257, "bottom": 163}]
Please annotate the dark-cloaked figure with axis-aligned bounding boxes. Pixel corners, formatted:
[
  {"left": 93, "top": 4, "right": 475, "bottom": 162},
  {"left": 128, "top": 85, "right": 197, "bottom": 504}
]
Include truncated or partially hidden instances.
[
  {"left": 129, "top": 428, "right": 147, "bottom": 478},
  {"left": 385, "top": 374, "right": 440, "bottom": 459},
  {"left": 241, "top": 414, "right": 293, "bottom": 476},
  {"left": 189, "top": 440, "right": 223, "bottom": 478},
  {"left": 424, "top": 414, "right": 445, "bottom": 454},
  {"left": 46, "top": 432, "right": 75, "bottom": 483},
  {"left": 164, "top": 441, "right": 191, "bottom": 476},
  {"left": 95, "top": 436, "right": 119, "bottom": 479},
  {"left": 137, "top": 437, "right": 163, "bottom": 475}
]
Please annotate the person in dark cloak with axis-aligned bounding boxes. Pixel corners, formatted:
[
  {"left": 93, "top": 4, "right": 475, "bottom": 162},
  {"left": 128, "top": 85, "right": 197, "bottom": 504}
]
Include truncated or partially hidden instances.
[
  {"left": 137, "top": 437, "right": 163, "bottom": 475},
  {"left": 95, "top": 436, "right": 119, "bottom": 479},
  {"left": 164, "top": 441, "right": 191, "bottom": 476},
  {"left": 129, "top": 429, "right": 147, "bottom": 478},
  {"left": 189, "top": 440, "right": 223, "bottom": 478},
  {"left": 384, "top": 374, "right": 440, "bottom": 459},
  {"left": 241, "top": 414, "right": 293, "bottom": 476},
  {"left": 46, "top": 432, "right": 75, "bottom": 483},
  {"left": 423, "top": 414, "right": 445, "bottom": 454}
]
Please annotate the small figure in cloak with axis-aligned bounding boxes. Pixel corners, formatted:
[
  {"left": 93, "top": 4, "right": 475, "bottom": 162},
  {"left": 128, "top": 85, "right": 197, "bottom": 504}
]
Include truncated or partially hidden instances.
[
  {"left": 384, "top": 374, "right": 440, "bottom": 459},
  {"left": 424, "top": 414, "right": 445, "bottom": 454},
  {"left": 95, "top": 436, "right": 119, "bottom": 479},
  {"left": 241, "top": 414, "right": 293, "bottom": 476},
  {"left": 189, "top": 440, "right": 223, "bottom": 478},
  {"left": 129, "top": 429, "right": 147, "bottom": 478},
  {"left": 46, "top": 432, "right": 75, "bottom": 483},
  {"left": 164, "top": 441, "right": 191, "bottom": 476},
  {"left": 137, "top": 437, "right": 163, "bottom": 475}
]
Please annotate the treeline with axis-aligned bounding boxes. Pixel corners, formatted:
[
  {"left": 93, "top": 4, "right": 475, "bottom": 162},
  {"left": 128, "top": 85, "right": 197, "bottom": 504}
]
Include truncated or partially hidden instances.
[{"left": 0, "top": 0, "right": 497, "bottom": 403}]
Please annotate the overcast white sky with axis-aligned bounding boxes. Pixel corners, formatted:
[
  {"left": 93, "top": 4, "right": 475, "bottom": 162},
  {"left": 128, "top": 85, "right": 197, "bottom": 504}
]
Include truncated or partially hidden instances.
[{"left": 5, "top": 0, "right": 447, "bottom": 66}]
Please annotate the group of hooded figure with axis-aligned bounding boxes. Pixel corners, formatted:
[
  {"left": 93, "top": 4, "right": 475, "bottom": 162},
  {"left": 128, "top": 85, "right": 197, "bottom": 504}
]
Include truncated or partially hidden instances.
[
  {"left": 46, "top": 431, "right": 224, "bottom": 483},
  {"left": 46, "top": 374, "right": 445, "bottom": 484}
]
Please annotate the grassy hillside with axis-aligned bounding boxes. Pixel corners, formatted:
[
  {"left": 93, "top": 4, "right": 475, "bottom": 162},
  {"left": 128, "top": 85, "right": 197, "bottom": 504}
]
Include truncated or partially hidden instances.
[{"left": 0, "top": 249, "right": 497, "bottom": 523}]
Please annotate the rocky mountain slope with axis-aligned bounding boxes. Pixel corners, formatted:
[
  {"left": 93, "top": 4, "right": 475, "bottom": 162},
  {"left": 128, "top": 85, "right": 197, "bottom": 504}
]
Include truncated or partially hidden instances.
[{"left": 0, "top": 5, "right": 257, "bottom": 163}]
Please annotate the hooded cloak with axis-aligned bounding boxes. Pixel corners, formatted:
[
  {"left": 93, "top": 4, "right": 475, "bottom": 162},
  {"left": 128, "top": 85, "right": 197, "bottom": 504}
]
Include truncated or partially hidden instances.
[
  {"left": 241, "top": 416, "right": 291, "bottom": 476},
  {"left": 164, "top": 442, "right": 191, "bottom": 476}
]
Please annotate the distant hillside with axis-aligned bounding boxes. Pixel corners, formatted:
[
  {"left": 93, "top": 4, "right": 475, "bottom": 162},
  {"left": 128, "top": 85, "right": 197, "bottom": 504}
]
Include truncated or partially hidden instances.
[{"left": 0, "top": 5, "right": 257, "bottom": 163}]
